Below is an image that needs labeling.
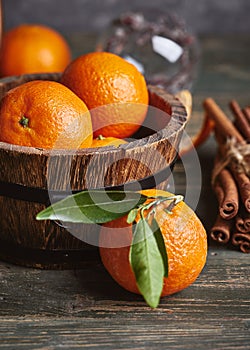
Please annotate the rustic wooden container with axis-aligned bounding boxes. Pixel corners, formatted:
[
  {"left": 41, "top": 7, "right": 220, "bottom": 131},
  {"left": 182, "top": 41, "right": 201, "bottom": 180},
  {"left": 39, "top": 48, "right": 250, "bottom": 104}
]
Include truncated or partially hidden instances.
[{"left": 0, "top": 73, "right": 187, "bottom": 269}]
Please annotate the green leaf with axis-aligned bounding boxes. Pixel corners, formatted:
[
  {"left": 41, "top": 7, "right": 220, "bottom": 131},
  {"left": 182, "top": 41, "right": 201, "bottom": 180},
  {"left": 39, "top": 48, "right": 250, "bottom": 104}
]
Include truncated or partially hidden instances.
[
  {"left": 129, "top": 217, "right": 164, "bottom": 308},
  {"left": 127, "top": 208, "right": 139, "bottom": 224},
  {"left": 36, "top": 190, "right": 147, "bottom": 224},
  {"left": 151, "top": 218, "right": 168, "bottom": 278}
]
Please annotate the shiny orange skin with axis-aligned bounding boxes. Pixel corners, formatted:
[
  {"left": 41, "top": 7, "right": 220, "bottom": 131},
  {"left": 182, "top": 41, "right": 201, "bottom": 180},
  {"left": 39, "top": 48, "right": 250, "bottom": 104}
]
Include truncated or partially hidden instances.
[
  {"left": 0, "top": 24, "right": 71, "bottom": 77},
  {"left": 61, "top": 52, "right": 149, "bottom": 138},
  {"left": 90, "top": 136, "right": 128, "bottom": 148},
  {"left": 99, "top": 189, "right": 207, "bottom": 297},
  {"left": 0, "top": 80, "right": 93, "bottom": 149}
]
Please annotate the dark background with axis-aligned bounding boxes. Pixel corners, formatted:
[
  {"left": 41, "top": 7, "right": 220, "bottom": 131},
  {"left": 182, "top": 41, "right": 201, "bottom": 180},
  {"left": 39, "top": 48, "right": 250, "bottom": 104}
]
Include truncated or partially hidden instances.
[{"left": 2, "top": 0, "right": 250, "bottom": 36}]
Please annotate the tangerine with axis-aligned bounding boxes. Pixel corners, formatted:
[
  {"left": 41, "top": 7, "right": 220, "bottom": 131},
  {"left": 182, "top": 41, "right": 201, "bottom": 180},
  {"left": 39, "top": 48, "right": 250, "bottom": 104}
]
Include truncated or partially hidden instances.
[
  {"left": 99, "top": 189, "right": 207, "bottom": 297},
  {"left": 61, "top": 52, "right": 149, "bottom": 138},
  {"left": 0, "top": 24, "right": 71, "bottom": 77},
  {"left": 0, "top": 80, "right": 93, "bottom": 149},
  {"left": 90, "top": 135, "right": 127, "bottom": 148}
]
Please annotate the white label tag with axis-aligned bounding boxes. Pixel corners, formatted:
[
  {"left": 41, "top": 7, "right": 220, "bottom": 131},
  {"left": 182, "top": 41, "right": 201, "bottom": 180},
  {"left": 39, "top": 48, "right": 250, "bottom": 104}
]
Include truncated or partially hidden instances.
[{"left": 152, "top": 35, "right": 183, "bottom": 63}]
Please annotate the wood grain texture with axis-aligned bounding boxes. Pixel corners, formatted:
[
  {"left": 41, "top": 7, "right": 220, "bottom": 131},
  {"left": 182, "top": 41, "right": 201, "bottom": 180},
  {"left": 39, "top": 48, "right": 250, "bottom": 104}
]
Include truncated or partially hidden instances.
[{"left": 0, "top": 246, "right": 249, "bottom": 349}]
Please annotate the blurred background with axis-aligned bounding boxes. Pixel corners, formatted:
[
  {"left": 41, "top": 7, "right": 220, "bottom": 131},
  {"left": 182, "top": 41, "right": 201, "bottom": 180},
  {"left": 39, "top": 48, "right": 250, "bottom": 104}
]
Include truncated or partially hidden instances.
[{"left": 2, "top": 0, "right": 250, "bottom": 35}]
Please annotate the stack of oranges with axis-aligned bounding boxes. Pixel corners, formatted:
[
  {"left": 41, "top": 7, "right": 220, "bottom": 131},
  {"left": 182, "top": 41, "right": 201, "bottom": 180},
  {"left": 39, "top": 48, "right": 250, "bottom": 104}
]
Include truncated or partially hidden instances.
[{"left": 0, "top": 25, "right": 149, "bottom": 149}]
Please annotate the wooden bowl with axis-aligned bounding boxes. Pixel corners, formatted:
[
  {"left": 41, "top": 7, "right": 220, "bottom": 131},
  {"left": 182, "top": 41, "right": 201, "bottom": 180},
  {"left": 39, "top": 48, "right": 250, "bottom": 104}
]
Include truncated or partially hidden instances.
[{"left": 0, "top": 73, "right": 187, "bottom": 268}]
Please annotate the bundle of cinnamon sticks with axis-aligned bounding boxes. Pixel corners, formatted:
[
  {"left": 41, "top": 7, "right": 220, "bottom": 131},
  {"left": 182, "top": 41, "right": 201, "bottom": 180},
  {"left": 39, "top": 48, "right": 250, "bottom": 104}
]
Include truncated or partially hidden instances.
[{"left": 203, "top": 98, "right": 250, "bottom": 253}]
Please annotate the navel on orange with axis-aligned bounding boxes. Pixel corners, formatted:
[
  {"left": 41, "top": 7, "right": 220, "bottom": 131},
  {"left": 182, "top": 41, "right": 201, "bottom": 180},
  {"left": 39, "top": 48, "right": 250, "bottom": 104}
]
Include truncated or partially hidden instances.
[
  {"left": 99, "top": 189, "right": 207, "bottom": 298},
  {"left": 0, "top": 24, "right": 71, "bottom": 77},
  {"left": 61, "top": 52, "right": 149, "bottom": 138},
  {"left": 0, "top": 80, "right": 93, "bottom": 149}
]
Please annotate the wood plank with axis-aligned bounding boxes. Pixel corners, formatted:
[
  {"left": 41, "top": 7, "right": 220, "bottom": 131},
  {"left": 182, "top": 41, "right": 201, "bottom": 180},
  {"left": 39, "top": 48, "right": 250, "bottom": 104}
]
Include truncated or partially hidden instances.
[
  {"left": 0, "top": 246, "right": 249, "bottom": 349},
  {"left": 0, "top": 317, "right": 249, "bottom": 349}
]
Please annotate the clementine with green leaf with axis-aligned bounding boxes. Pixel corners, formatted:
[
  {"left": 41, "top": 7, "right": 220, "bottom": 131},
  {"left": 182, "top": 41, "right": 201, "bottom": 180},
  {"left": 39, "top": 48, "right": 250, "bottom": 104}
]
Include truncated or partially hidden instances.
[
  {"left": 36, "top": 188, "right": 207, "bottom": 308},
  {"left": 99, "top": 189, "right": 207, "bottom": 306}
]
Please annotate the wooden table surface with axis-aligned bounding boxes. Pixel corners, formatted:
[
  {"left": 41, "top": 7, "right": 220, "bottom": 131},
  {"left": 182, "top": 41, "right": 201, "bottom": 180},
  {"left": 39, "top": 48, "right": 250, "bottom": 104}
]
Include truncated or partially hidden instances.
[{"left": 0, "top": 34, "right": 250, "bottom": 349}]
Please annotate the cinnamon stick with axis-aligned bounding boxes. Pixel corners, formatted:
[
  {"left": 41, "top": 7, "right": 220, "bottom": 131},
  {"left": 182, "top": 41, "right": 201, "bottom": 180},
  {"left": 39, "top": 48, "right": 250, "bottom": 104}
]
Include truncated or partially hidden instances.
[
  {"left": 203, "top": 98, "right": 245, "bottom": 143},
  {"left": 229, "top": 100, "right": 250, "bottom": 140},
  {"left": 231, "top": 232, "right": 250, "bottom": 253},
  {"left": 242, "top": 107, "right": 250, "bottom": 124},
  {"left": 210, "top": 215, "right": 233, "bottom": 244},
  {"left": 214, "top": 126, "right": 226, "bottom": 146},
  {"left": 205, "top": 98, "right": 250, "bottom": 253},
  {"left": 216, "top": 135, "right": 250, "bottom": 214},
  {"left": 230, "top": 169, "right": 250, "bottom": 213},
  {"left": 235, "top": 213, "right": 250, "bottom": 233},
  {"left": 213, "top": 167, "right": 239, "bottom": 219}
]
